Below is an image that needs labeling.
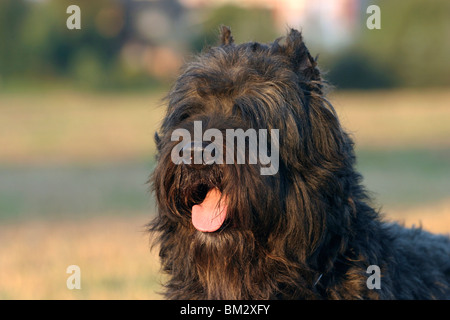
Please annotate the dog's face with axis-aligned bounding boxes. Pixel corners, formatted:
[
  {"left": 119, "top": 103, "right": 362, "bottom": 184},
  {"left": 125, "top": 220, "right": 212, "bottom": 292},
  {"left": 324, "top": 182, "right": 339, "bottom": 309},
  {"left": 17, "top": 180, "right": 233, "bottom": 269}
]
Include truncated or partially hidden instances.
[
  {"left": 150, "top": 27, "right": 361, "bottom": 299},
  {"left": 152, "top": 27, "right": 351, "bottom": 243}
]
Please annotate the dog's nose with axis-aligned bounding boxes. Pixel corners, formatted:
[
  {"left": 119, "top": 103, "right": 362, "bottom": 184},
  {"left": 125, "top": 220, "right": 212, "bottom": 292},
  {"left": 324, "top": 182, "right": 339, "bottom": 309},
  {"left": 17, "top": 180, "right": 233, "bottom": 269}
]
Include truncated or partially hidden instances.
[{"left": 182, "top": 142, "right": 211, "bottom": 167}]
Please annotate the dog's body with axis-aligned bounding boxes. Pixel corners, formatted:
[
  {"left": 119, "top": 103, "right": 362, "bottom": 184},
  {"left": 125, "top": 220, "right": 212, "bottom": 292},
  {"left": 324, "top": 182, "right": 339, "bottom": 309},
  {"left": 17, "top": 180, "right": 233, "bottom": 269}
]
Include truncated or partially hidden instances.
[{"left": 149, "top": 27, "right": 450, "bottom": 299}]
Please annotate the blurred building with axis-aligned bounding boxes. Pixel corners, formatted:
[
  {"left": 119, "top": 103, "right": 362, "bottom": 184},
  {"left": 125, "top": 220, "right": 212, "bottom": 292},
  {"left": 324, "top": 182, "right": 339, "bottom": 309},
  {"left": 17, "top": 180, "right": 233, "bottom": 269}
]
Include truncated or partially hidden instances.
[{"left": 118, "top": 0, "right": 186, "bottom": 80}]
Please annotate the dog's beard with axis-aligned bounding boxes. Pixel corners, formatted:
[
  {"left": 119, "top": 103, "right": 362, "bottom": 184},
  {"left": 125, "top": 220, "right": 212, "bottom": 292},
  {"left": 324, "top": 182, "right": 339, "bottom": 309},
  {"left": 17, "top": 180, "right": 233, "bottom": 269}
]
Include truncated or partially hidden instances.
[
  {"left": 154, "top": 161, "right": 292, "bottom": 299},
  {"left": 179, "top": 168, "right": 228, "bottom": 233},
  {"left": 171, "top": 162, "right": 229, "bottom": 232},
  {"left": 174, "top": 161, "right": 258, "bottom": 234},
  {"left": 151, "top": 135, "right": 340, "bottom": 299}
]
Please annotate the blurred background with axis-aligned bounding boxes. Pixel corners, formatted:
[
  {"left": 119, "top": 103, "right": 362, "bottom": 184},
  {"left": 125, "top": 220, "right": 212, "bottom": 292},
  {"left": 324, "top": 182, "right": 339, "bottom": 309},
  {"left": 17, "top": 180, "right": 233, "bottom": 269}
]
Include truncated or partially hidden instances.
[{"left": 0, "top": 0, "right": 449, "bottom": 299}]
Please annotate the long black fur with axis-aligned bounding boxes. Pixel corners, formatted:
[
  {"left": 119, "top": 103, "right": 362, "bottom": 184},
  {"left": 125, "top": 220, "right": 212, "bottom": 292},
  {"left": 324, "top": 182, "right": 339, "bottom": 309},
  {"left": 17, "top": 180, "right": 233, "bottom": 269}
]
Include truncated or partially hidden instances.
[{"left": 148, "top": 27, "right": 450, "bottom": 299}]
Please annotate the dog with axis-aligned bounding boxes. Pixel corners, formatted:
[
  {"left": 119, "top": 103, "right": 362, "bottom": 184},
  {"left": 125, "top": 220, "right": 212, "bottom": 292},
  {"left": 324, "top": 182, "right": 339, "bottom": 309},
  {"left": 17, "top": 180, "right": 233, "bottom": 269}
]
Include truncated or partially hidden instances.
[{"left": 148, "top": 26, "right": 450, "bottom": 299}]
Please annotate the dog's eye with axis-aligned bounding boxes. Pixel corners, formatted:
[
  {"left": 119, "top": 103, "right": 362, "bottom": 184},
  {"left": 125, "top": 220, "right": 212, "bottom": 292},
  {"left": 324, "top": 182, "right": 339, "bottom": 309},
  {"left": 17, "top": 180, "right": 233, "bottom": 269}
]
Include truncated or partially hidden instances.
[{"left": 179, "top": 113, "right": 189, "bottom": 122}]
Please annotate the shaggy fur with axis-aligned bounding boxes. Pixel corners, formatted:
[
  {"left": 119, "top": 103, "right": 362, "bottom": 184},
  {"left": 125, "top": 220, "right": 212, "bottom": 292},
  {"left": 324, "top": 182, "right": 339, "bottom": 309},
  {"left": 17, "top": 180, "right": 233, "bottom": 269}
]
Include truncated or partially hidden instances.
[{"left": 148, "top": 27, "right": 450, "bottom": 299}]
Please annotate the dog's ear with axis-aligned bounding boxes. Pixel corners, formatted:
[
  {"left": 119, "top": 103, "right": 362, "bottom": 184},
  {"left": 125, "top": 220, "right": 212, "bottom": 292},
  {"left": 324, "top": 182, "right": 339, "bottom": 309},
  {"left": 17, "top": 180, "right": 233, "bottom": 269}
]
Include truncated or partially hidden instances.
[
  {"left": 219, "top": 25, "right": 234, "bottom": 46},
  {"left": 275, "top": 29, "right": 322, "bottom": 93}
]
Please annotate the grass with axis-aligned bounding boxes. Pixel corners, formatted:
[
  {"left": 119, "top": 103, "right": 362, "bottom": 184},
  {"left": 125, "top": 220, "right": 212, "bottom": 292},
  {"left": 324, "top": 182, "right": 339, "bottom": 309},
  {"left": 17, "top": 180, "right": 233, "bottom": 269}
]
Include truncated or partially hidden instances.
[
  {"left": 0, "top": 88, "right": 449, "bottom": 299},
  {"left": 0, "top": 161, "right": 155, "bottom": 220},
  {"left": 357, "top": 149, "right": 450, "bottom": 209},
  {"left": 330, "top": 89, "right": 450, "bottom": 150},
  {"left": 0, "top": 91, "right": 166, "bottom": 165},
  {"left": 0, "top": 215, "right": 162, "bottom": 299}
]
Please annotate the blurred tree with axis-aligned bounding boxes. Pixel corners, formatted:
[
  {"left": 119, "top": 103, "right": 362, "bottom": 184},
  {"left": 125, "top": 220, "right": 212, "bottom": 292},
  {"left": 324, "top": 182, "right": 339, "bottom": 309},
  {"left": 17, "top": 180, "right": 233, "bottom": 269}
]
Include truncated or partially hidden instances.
[
  {"left": 0, "top": 0, "right": 155, "bottom": 90},
  {"left": 40, "top": 0, "right": 126, "bottom": 85},
  {"left": 325, "top": 50, "right": 395, "bottom": 89},
  {"left": 359, "top": 0, "right": 450, "bottom": 87},
  {"left": 0, "top": 0, "right": 29, "bottom": 76},
  {"left": 327, "top": 0, "right": 450, "bottom": 89}
]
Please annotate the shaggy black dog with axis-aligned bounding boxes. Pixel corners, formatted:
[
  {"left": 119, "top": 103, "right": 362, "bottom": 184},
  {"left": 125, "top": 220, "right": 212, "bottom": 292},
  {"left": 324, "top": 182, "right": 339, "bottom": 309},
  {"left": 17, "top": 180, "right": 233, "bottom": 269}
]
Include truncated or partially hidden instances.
[{"left": 149, "top": 27, "right": 450, "bottom": 299}]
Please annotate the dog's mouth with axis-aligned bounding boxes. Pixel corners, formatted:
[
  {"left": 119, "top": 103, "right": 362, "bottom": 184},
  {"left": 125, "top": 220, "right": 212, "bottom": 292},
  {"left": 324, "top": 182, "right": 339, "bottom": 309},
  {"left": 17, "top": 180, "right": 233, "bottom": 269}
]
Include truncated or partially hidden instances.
[{"left": 190, "top": 185, "right": 228, "bottom": 233}]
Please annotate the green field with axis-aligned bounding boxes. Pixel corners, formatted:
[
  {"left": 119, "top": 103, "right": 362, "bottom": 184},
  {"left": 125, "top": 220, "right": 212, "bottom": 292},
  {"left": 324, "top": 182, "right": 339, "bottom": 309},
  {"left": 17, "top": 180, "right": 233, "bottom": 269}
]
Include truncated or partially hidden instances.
[{"left": 0, "top": 89, "right": 449, "bottom": 299}]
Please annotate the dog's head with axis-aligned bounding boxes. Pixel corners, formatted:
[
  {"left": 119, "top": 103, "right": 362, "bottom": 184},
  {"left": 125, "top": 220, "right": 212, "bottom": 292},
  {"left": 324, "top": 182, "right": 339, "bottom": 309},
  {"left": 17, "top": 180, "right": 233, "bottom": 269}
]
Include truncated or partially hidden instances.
[{"left": 151, "top": 26, "right": 356, "bottom": 257}]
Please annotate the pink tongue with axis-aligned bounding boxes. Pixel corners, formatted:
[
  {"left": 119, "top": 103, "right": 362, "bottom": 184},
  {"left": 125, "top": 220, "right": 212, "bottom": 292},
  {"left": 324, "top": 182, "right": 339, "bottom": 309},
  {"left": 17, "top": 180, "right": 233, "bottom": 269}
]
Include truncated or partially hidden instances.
[{"left": 191, "top": 189, "right": 227, "bottom": 232}]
